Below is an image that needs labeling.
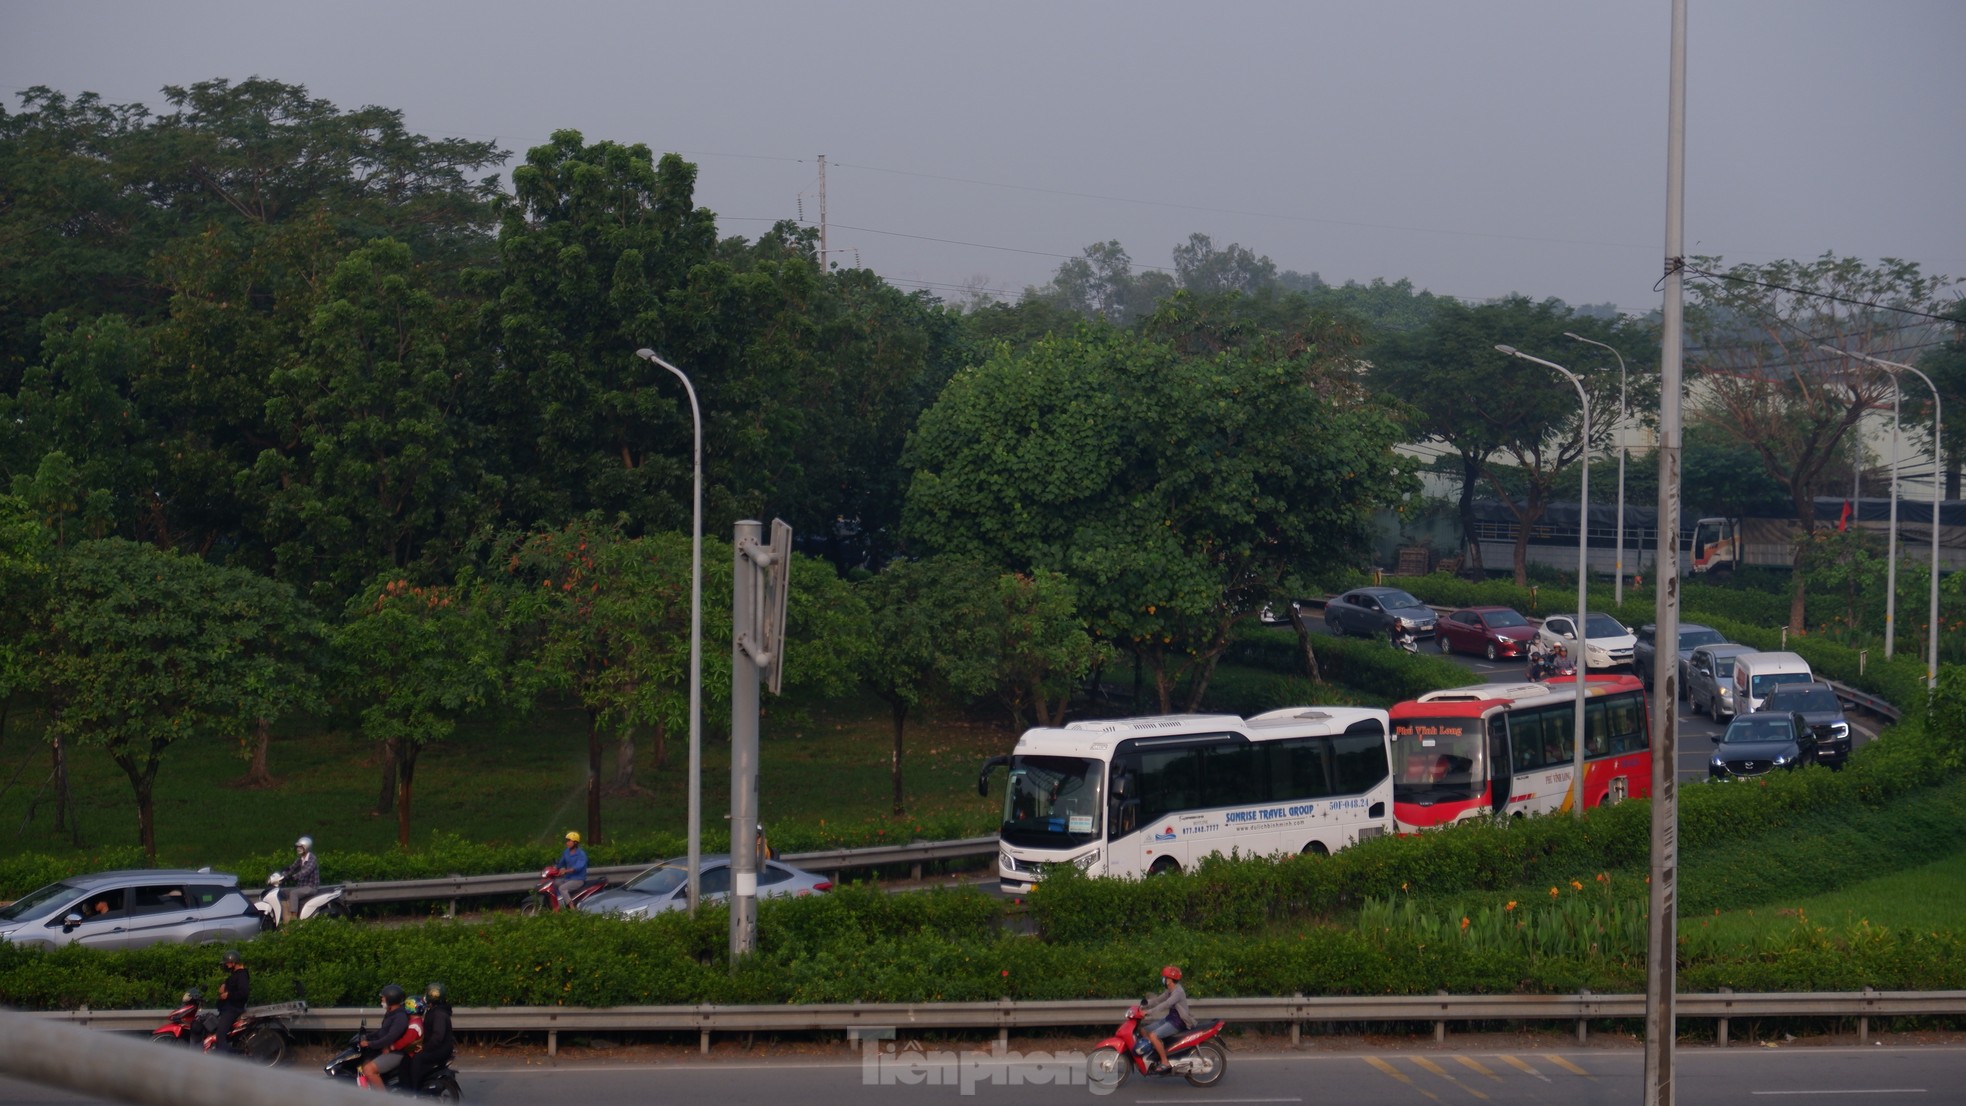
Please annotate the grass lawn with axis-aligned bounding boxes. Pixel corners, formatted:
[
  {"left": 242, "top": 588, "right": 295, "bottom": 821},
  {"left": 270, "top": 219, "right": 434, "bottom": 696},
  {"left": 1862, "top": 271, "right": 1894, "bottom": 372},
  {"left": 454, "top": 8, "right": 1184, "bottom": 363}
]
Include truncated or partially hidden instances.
[
  {"left": 0, "top": 689, "right": 1014, "bottom": 868},
  {"left": 1690, "top": 847, "right": 1966, "bottom": 944}
]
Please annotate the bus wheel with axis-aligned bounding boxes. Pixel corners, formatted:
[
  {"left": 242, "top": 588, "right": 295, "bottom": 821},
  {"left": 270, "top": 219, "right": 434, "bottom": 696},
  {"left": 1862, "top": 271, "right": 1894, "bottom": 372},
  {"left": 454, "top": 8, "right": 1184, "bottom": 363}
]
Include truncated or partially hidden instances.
[
  {"left": 1300, "top": 841, "right": 1329, "bottom": 857},
  {"left": 1148, "top": 857, "right": 1181, "bottom": 876}
]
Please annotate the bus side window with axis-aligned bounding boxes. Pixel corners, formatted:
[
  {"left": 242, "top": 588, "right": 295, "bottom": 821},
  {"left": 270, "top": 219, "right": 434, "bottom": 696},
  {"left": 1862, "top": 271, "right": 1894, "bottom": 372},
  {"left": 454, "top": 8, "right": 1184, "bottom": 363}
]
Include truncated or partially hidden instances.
[
  {"left": 1585, "top": 701, "right": 1610, "bottom": 757},
  {"left": 1512, "top": 714, "right": 1540, "bottom": 772}
]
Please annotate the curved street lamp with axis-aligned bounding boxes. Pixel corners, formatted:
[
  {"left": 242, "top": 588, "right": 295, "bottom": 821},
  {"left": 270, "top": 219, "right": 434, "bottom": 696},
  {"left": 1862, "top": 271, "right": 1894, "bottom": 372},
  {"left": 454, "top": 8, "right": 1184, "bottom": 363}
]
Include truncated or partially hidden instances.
[
  {"left": 1497, "top": 344, "right": 1591, "bottom": 819},
  {"left": 1817, "top": 345, "right": 1943, "bottom": 692},
  {"left": 635, "top": 348, "right": 705, "bottom": 910},
  {"left": 1565, "top": 332, "right": 1630, "bottom": 605}
]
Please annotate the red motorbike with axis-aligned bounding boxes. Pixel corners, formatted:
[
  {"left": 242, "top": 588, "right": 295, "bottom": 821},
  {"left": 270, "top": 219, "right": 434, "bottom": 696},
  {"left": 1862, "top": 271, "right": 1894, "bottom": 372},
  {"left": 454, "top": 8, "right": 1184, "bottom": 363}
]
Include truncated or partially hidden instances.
[
  {"left": 520, "top": 867, "right": 610, "bottom": 915},
  {"left": 1085, "top": 1003, "right": 1229, "bottom": 1090},
  {"left": 150, "top": 988, "right": 299, "bottom": 1065}
]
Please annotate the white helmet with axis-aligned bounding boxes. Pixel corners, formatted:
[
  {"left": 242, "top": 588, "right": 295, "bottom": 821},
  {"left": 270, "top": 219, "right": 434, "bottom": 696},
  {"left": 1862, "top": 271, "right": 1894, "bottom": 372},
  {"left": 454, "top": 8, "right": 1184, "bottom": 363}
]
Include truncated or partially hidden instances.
[{"left": 295, "top": 836, "right": 314, "bottom": 852}]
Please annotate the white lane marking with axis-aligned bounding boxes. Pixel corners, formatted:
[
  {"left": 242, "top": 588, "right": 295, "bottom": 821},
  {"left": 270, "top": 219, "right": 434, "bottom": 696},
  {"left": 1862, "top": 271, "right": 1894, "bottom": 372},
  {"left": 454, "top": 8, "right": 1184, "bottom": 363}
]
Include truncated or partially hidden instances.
[{"left": 1750, "top": 1091, "right": 1926, "bottom": 1096}]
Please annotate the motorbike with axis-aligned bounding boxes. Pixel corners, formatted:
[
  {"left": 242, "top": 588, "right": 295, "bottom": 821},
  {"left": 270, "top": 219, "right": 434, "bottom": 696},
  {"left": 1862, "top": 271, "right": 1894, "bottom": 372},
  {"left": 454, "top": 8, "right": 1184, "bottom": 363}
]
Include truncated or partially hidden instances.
[
  {"left": 1389, "top": 626, "right": 1419, "bottom": 653},
  {"left": 1529, "top": 648, "right": 1576, "bottom": 682},
  {"left": 150, "top": 989, "right": 305, "bottom": 1066},
  {"left": 254, "top": 871, "right": 350, "bottom": 928},
  {"left": 1085, "top": 1003, "right": 1228, "bottom": 1090},
  {"left": 324, "top": 1027, "right": 463, "bottom": 1100},
  {"left": 519, "top": 867, "right": 610, "bottom": 915}
]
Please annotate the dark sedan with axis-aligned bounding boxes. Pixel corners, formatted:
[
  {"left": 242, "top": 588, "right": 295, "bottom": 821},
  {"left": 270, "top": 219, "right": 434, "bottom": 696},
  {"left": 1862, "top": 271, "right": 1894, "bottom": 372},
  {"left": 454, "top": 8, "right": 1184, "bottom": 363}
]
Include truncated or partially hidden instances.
[
  {"left": 1435, "top": 606, "right": 1537, "bottom": 660},
  {"left": 1709, "top": 710, "right": 1817, "bottom": 780},
  {"left": 1759, "top": 683, "right": 1852, "bottom": 768},
  {"left": 1323, "top": 586, "right": 1436, "bottom": 640}
]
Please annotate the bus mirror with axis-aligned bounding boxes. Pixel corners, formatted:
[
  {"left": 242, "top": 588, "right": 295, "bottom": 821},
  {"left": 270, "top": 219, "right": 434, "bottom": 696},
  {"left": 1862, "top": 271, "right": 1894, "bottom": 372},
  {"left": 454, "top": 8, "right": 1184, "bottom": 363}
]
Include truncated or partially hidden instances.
[
  {"left": 977, "top": 755, "right": 1010, "bottom": 797},
  {"left": 1112, "top": 773, "right": 1130, "bottom": 798}
]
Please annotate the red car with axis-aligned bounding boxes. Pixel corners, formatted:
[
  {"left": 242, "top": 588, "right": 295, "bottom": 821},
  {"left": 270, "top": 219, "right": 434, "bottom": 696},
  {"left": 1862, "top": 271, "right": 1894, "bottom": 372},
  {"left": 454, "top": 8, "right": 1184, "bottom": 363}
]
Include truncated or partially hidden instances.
[{"left": 1435, "top": 606, "right": 1537, "bottom": 660}]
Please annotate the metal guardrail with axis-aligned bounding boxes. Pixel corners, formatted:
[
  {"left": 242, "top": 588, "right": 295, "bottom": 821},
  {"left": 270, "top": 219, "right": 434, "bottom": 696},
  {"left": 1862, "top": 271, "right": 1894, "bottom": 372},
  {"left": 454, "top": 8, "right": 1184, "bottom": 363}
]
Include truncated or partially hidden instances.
[
  {"left": 335, "top": 836, "right": 1000, "bottom": 908},
  {"left": 1827, "top": 679, "right": 1903, "bottom": 724},
  {"left": 35, "top": 989, "right": 1966, "bottom": 1053}
]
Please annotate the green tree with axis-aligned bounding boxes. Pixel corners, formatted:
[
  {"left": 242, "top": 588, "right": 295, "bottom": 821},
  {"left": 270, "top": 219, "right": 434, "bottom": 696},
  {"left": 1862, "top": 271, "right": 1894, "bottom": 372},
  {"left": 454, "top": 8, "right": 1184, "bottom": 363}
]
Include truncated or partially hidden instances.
[
  {"left": 904, "top": 326, "right": 1411, "bottom": 710},
  {"left": 1914, "top": 299, "right": 1965, "bottom": 499},
  {"left": 980, "top": 569, "right": 1107, "bottom": 729},
  {"left": 41, "top": 539, "right": 316, "bottom": 859},
  {"left": 1690, "top": 252, "right": 1954, "bottom": 632},
  {"left": 856, "top": 556, "right": 997, "bottom": 814},
  {"left": 332, "top": 574, "right": 501, "bottom": 847}
]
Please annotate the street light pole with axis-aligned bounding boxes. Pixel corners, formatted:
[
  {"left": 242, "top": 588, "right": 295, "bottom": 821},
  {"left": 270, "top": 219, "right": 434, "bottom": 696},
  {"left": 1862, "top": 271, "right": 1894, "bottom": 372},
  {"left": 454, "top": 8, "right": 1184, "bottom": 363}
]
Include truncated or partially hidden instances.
[
  {"left": 1566, "top": 332, "right": 1629, "bottom": 605},
  {"left": 1497, "top": 344, "right": 1591, "bottom": 820},
  {"left": 635, "top": 348, "right": 705, "bottom": 912},
  {"left": 1819, "top": 345, "right": 1944, "bottom": 692}
]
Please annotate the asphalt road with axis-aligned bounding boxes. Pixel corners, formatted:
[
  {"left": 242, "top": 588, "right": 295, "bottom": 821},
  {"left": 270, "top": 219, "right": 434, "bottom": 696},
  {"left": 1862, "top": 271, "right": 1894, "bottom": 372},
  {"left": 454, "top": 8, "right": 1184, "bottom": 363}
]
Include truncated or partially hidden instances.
[{"left": 4, "top": 1043, "right": 1961, "bottom": 1105}]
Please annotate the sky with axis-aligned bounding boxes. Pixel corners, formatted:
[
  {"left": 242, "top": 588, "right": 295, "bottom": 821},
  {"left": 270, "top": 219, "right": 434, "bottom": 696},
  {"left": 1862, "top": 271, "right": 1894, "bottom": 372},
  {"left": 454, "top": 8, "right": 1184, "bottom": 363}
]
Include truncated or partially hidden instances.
[{"left": 4, "top": 0, "right": 1962, "bottom": 317}]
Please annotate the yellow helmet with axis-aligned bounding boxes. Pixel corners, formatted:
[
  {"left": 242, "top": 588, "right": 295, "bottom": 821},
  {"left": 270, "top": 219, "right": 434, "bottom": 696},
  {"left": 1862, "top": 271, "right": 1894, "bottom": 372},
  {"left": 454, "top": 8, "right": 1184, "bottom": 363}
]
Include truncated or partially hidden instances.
[{"left": 564, "top": 830, "right": 581, "bottom": 844}]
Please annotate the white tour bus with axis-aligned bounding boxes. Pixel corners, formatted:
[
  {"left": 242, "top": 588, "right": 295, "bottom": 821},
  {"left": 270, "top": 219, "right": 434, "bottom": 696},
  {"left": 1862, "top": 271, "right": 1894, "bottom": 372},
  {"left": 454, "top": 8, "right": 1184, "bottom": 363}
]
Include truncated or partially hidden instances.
[{"left": 978, "top": 707, "right": 1394, "bottom": 894}]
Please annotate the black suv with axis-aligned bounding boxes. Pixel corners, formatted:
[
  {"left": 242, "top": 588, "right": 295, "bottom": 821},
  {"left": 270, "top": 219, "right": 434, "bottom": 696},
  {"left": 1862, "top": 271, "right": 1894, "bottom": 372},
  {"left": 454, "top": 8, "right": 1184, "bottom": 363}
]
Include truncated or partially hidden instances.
[
  {"left": 1708, "top": 710, "right": 1817, "bottom": 780},
  {"left": 1758, "top": 682, "right": 1852, "bottom": 768}
]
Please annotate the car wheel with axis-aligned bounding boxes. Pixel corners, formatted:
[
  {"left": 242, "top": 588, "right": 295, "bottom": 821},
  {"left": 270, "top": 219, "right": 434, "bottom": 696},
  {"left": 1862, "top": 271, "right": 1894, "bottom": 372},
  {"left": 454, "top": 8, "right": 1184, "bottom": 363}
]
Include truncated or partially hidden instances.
[
  {"left": 1437, "top": 634, "right": 1451, "bottom": 655},
  {"left": 1484, "top": 641, "right": 1499, "bottom": 661},
  {"left": 1148, "top": 857, "right": 1181, "bottom": 877}
]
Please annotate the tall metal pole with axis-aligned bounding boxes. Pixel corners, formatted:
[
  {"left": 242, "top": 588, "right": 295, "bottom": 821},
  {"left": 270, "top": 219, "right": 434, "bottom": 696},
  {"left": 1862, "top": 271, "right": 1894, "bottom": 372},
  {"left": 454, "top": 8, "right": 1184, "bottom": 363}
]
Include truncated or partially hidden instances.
[
  {"left": 1887, "top": 384, "right": 1901, "bottom": 658},
  {"left": 1567, "top": 332, "right": 1629, "bottom": 605},
  {"left": 1646, "top": 1, "right": 1689, "bottom": 1100},
  {"left": 730, "top": 520, "right": 762, "bottom": 958},
  {"left": 635, "top": 349, "right": 703, "bottom": 913},
  {"left": 1821, "top": 347, "right": 1944, "bottom": 692},
  {"left": 1498, "top": 345, "right": 1591, "bottom": 817},
  {"left": 817, "top": 153, "right": 828, "bottom": 272}
]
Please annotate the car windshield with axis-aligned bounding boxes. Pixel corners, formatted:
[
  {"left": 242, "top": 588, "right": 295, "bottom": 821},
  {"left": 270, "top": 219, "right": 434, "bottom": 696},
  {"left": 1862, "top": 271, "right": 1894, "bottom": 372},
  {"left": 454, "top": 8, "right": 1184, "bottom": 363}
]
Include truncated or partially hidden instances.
[
  {"left": 1766, "top": 687, "right": 1839, "bottom": 713},
  {"left": 1679, "top": 628, "right": 1726, "bottom": 651},
  {"left": 1582, "top": 614, "right": 1628, "bottom": 638},
  {"left": 1379, "top": 591, "right": 1423, "bottom": 610},
  {"left": 620, "top": 863, "right": 691, "bottom": 896},
  {"left": 1751, "top": 672, "right": 1811, "bottom": 695},
  {"left": 0, "top": 880, "right": 80, "bottom": 922},
  {"left": 1000, "top": 755, "right": 1104, "bottom": 849},
  {"left": 1391, "top": 717, "right": 1485, "bottom": 803},
  {"left": 1710, "top": 653, "right": 1742, "bottom": 677},
  {"left": 1722, "top": 716, "right": 1795, "bottom": 744},
  {"left": 1481, "top": 610, "right": 1529, "bottom": 628}
]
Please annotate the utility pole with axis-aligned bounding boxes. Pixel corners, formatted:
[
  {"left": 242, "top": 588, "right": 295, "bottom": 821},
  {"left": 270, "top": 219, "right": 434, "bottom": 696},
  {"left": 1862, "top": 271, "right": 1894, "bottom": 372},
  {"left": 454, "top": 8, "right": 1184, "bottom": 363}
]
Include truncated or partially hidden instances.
[
  {"left": 1644, "top": 1, "right": 1687, "bottom": 1103},
  {"left": 817, "top": 154, "right": 827, "bottom": 272},
  {"left": 729, "top": 519, "right": 790, "bottom": 960}
]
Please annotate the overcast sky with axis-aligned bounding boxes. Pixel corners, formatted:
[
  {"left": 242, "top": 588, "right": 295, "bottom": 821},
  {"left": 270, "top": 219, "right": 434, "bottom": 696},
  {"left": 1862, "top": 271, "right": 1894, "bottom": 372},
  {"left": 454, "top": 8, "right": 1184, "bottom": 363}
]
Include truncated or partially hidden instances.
[{"left": 5, "top": 1, "right": 1962, "bottom": 316}]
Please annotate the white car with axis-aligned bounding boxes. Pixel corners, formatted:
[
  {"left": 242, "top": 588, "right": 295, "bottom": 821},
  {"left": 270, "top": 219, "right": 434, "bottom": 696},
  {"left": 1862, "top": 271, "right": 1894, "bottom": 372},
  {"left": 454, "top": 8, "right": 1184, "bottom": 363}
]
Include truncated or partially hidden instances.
[
  {"left": 1535, "top": 612, "right": 1636, "bottom": 671},
  {"left": 576, "top": 854, "right": 833, "bottom": 919}
]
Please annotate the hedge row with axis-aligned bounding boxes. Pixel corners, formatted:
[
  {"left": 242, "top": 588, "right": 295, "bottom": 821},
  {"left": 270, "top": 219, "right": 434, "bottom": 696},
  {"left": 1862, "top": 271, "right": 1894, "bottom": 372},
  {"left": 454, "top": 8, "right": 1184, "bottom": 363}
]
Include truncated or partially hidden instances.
[{"left": 3, "top": 880, "right": 1958, "bottom": 1011}]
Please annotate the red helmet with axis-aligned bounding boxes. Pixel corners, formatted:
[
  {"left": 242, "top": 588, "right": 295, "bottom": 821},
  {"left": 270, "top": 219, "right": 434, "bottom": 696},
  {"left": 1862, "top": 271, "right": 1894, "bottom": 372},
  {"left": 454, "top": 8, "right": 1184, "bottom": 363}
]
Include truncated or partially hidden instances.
[{"left": 1161, "top": 965, "right": 1182, "bottom": 982}]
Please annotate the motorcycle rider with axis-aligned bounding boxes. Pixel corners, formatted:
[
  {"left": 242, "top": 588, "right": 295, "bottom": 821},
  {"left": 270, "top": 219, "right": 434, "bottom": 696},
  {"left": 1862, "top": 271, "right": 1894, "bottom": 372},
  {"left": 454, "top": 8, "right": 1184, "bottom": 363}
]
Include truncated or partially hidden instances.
[
  {"left": 1140, "top": 965, "right": 1193, "bottom": 1073},
  {"left": 402, "top": 982, "right": 455, "bottom": 1090},
  {"left": 358, "top": 984, "right": 412, "bottom": 1092},
  {"left": 202, "top": 950, "right": 250, "bottom": 1051},
  {"left": 277, "top": 835, "right": 320, "bottom": 922},
  {"left": 553, "top": 831, "right": 588, "bottom": 908}
]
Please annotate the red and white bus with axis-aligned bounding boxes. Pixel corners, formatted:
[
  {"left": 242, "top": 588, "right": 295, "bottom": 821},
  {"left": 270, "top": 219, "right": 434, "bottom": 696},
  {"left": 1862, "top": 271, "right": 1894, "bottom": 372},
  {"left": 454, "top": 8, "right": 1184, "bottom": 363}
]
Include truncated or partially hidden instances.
[{"left": 1389, "top": 675, "right": 1651, "bottom": 830}]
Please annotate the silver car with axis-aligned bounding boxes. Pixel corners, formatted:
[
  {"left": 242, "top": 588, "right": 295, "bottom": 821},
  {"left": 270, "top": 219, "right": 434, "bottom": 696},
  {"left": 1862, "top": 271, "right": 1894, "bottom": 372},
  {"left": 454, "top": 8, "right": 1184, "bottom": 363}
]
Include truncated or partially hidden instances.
[
  {"left": 1687, "top": 643, "right": 1756, "bottom": 721},
  {"left": 577, "top": 854, "right": 833, "bottom": 919},
  {"left": 0, "top": 870, "right": 264, "bottom": 951}
]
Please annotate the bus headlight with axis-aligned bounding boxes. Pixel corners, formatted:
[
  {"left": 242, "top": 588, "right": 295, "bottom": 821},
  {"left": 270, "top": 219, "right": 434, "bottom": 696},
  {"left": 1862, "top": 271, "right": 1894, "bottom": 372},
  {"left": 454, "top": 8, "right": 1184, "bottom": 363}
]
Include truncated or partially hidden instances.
[{"left": 1073, "top": 849, "right": 1101, "bottom": 871}]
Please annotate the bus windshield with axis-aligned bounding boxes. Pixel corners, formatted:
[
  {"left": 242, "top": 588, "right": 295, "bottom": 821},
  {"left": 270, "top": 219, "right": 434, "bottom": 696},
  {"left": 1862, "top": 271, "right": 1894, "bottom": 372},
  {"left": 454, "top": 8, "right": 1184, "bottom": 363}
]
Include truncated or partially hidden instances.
[
  {"left": 1391, "top": 717, "right": 1485, "bottom": 804},
  {"left": 1000, "top": 755, "right": 1104, "bottom": 849}
]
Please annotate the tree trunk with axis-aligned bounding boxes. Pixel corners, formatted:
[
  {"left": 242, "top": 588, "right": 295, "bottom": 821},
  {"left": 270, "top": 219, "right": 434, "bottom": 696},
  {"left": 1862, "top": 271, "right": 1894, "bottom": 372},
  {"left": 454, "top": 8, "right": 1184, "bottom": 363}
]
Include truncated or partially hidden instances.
[
  {"left": 396, "top": 746, "right": 417, "bottom": 849},
  {"left": 1289, "top": 606, "right": 1324, "bottom": 683},
  {"left": 586, "top": 709, "right": 603, "bottom": 845},
  {"left": 889, "top": 699, "right": 909, "bottom": 816},
  {"left": 1788, "top": 493, "right": 1816, "bottom": 636},
  {"left": 374, "top": 738, "right": 397, "bottom": 815},
  {"left": 240, "top": 717, "right": 275, "bottom": 788},
  {"left": 113, "top": 752, "right": 160, "bottom": 864},
  {"left": 1458, "top": 453, "right": 1486, "bottom": 577},
  {"left": 51, "top": 732, "right": 70, "bottom": 834},
  {"left": 609, "top": 723, "right": 653, "bottom": 798},
  {"left": 652, "top": 717, "right": 669, "bottom": 771}
]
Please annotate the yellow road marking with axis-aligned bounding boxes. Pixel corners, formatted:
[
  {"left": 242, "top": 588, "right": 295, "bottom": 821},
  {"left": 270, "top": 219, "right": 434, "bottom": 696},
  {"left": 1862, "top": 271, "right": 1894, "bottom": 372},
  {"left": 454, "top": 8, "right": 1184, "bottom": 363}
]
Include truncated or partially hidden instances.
[
  {"left": 1543, "top": 1054, "right": 1593, "bottom": 1076},
  {"left": 1500, "top": 1054, "right": 1550, "bottom": 1081},
  {"left": 1365, "top": 1056, "right": 1441, "bottom": 1101},
  {"left": 1455, "top": 1055, "right": 1503, "bottom": 1081},
  {"left": 1411, "top": 1056, "right": 1489, "bottom": 1099}
]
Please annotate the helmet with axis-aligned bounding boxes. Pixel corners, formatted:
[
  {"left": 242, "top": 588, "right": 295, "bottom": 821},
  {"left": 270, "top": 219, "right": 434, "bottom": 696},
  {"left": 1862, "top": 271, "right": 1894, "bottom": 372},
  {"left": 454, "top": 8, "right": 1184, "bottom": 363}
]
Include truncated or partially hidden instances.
[
  {"left": 1161, "top": 965, "right": 1182, "bottom": 982},
  {"left": 379, "top": 984, "right": 407, "bottom": 1006},
  {"left": 403, "top": 997, "right": 423, "bottom": 1016},
  {"left": 182, "top": 988, "right": 204, "bottom": 1004},
  {"left": 1554, "top": 644, "right": 1568, "bottom": 656},
  {"left": 425, "top": 982, "right": 448, "bottom": 1004},
  {"left": 220, "top": 949, "right": 243, "bottom": 968},
  {"left": 295, "top": 836, "right": 313, "bottom": 852},
  {"left": 563, "top": 830, "right": 581, "bottom": 844}
]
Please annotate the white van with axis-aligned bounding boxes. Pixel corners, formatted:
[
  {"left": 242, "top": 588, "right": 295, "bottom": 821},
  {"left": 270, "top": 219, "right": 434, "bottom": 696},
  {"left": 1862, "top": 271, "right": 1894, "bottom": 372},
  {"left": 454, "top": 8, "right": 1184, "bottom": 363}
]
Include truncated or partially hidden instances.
[{"left": 1731, "top": 651, "right": 1814, "bottom": 715}]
